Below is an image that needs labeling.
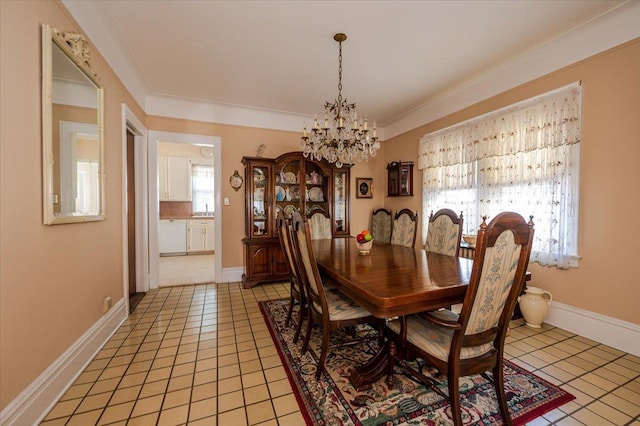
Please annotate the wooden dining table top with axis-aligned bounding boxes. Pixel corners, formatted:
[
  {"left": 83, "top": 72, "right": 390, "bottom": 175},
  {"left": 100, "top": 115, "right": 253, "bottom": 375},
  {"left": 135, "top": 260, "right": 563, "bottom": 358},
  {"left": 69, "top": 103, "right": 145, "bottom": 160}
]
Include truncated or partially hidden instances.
[{"left": 312, "top": 238, "right": 475, "bottom": 319}]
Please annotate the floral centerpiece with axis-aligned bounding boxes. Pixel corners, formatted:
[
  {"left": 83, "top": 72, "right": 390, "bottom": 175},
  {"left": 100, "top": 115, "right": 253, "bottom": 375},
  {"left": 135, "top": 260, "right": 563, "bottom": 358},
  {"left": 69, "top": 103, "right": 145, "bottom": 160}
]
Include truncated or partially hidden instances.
[{"left": 356, "top": 230, "right": 373, "bottom": 254}]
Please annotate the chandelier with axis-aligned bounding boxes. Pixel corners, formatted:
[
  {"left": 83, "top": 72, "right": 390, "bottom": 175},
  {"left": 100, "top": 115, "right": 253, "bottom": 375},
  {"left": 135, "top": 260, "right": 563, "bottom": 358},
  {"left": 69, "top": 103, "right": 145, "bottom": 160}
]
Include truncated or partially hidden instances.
[{"left": 301, "top": 33, "right": 380, "bottom": 168}]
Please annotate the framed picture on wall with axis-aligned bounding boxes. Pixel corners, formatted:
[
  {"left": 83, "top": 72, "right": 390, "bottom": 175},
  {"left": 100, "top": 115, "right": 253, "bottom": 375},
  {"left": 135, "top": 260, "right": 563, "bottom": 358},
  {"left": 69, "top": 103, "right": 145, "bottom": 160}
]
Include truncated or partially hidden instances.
[{"left": 356, "top": 178, "right": 373, "bottom": 198}]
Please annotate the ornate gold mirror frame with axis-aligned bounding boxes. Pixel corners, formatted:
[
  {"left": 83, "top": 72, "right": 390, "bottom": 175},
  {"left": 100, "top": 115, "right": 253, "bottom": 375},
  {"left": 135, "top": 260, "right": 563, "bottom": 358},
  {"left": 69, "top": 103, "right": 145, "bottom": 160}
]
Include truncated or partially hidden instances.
[{"left": 42, "top": 24, "right": 105, "bottom": 225}]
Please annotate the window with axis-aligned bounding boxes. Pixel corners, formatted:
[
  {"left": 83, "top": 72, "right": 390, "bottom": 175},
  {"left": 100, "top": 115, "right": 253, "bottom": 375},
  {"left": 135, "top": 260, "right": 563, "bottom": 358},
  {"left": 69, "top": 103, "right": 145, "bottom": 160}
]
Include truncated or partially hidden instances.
[
  {"left": 419, "top": 83, "right": 581, "bottom": 268},
  {"left": 192, "top": 164, "right": 214, "bottom": 215}
]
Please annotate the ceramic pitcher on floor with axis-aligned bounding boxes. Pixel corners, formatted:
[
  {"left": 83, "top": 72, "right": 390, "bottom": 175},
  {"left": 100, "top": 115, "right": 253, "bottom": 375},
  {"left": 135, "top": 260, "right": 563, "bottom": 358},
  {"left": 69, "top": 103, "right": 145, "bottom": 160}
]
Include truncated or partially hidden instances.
[{"left": 518, "top": 286, "right": 552, "bottom": 328}]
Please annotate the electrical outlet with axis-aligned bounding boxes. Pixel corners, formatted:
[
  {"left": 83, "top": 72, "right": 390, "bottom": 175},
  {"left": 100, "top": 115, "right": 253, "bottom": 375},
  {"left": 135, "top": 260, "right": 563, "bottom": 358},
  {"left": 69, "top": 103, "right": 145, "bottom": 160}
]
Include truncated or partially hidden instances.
[
  {"left": 102, "top": 296, "right": 112, "bottom": 313},
  {"left": 224, "top": 197, "right": 230, "bottom": 206}
]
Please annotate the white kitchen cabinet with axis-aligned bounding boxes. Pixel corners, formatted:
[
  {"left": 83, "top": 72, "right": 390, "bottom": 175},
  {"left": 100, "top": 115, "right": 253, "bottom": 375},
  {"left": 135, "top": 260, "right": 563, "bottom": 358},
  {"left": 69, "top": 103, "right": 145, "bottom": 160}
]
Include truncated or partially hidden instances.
[
  {"left": 159, "top": 219, "right": 187, "bottom": 254},
  {"left": 188, "top": 219, "right": 215, "bottom": 252},
  {"left": 159, "top": 156, "right": 192, "bottom": 201}
]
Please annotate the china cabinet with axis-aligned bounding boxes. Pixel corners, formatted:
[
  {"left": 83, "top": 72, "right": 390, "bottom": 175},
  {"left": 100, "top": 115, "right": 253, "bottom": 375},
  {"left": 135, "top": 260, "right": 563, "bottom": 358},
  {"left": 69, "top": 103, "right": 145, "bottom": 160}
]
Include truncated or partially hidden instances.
[
  {"left": 387, "top": 161, "right": 414, "bottom": 197},
  {"left": 241, "top": 151, "right": 351, "bottom": 288}
]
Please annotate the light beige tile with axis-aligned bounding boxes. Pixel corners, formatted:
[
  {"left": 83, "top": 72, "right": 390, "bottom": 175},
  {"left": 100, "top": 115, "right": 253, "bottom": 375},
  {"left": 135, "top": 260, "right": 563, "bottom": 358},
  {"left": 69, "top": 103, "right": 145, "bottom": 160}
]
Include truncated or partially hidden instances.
[
  {"left": 97, "top": 401, "right": 135, "bottom": 425},
  {"left": 244, "top": 384, "right": 270, "bottom": 405},
  {"left": 217, "top": 407, "right": 247, "bottom": 426},
  {"left": 131, "top": 394, "right": 164, "bottom": 418},
  {"left": 43, "top": 398, "right": 82, "bottom": 420},
  {"left": 272, "top": 394, "right": 299, "bottom": 417},
  {"left": 267, "top": 378, "right": 293, "bottom": 398},
  {"left": 76, "top": 391, "right": 112, "bottom": 414},
  {"left": 66, "top": 409, "right": 103, "bottom": 426},
  {"left": 586, "top": 400, "right": 632, "bottom": 425},
  {"left": 218, "top": 390, "right": 245, "bottom": 413},
  {"left": 157, "top": 404, "right": 189, "bottom": 426},
  {"left": 571, "top": 407, "right": 616, "bottom": 425},
  {"left": 189, "top": 397, "right": 217, "bottom": 422},
  {"left": 162, "top": 388, "right": 192, "bottom": 409},
  {"left": 246, "top": 400, "right": 275, "bottom": 425},
  {"left": 277, "top": 411, "right": 306, "bottom": 426}
]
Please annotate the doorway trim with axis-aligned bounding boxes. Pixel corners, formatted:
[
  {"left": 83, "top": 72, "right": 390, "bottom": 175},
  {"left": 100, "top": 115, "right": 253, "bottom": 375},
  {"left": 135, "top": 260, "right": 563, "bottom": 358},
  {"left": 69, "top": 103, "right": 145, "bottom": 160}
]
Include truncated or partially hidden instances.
[
  {"left": 147, "top": 131, "right": 222, "bottom": 288},
  {"left": 121, "top": 105, "right": 148, "bottom": 313}
]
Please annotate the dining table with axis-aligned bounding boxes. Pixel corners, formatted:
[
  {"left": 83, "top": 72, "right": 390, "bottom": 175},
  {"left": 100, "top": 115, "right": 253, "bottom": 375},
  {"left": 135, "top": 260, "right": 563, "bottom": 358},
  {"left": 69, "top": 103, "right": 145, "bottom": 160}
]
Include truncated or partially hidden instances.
[{"left": 311, "top": 238, "right": 530, "bottom": 390}]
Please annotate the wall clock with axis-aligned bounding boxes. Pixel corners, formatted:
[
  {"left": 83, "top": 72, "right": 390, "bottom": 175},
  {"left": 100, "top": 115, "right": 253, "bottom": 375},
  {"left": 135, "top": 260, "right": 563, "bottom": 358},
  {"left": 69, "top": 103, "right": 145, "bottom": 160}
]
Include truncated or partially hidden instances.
[{"left": 229, "top": 170, "right": 243, "bottom": 191}]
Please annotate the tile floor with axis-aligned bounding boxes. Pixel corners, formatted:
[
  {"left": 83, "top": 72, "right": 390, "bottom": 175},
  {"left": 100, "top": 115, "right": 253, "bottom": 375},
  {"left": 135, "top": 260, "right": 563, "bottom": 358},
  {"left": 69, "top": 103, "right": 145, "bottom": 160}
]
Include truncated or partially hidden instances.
[
  {"left": 159, "top": 254, "right": 215, "bottom": 287},
  {"left": 41, "top": 282, "right": 640, "bottom": 425}
]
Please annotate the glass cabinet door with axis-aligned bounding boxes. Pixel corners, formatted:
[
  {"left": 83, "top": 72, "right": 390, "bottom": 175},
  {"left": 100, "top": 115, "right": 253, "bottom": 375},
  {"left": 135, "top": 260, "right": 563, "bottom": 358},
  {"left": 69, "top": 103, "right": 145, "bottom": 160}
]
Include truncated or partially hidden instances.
[
  {"left": 251, "top": 166, "right": 268, "bottom": 237},
  {"left": 274, "top": 159, "right": 301, "bottom": 226},
  {"left": 334, "top": 169, "right": 349, "bottom": 234}
]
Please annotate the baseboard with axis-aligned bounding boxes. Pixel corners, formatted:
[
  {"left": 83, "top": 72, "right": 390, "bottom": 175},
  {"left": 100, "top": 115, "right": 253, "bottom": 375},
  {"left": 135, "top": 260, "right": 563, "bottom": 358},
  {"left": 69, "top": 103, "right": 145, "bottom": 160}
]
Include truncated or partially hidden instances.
[
  {"left": 546, "top": 302, "right": 640, "bottom": 357},
  {"left": 220, "top": 267, "right": 244, "bottom": 283},
  {"left": 0, "top": 299, "right": 127, "bottom": 426}
]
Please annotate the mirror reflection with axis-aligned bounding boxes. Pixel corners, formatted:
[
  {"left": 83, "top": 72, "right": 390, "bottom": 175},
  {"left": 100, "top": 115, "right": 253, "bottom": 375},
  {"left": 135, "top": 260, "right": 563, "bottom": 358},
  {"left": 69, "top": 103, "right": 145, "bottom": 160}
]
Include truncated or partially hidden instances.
[{"left": 42, "top": 24, "right": 104, "bottom": 224}]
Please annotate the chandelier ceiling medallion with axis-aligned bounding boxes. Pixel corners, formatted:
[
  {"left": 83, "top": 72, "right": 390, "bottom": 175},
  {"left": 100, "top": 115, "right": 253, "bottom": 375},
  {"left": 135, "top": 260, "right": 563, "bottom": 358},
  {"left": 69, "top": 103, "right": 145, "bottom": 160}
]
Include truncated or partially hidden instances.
[{"left": 301, "top": 33, "right": 380, "bottom": 168}]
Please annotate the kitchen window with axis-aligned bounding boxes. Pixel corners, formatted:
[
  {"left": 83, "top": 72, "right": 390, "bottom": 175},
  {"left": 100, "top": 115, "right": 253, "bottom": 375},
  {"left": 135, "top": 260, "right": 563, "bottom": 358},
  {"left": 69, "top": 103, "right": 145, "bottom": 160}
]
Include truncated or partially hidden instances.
[{"left": 192, "top": 164, "right": 214, "bottom": 216}]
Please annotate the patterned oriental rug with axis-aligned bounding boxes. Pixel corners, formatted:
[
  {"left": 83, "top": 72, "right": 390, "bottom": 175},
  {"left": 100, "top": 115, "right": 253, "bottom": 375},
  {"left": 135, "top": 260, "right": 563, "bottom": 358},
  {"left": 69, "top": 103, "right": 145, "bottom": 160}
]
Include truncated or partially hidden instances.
[{"left": 259, "top": 298, "right": 575, "bottom": 426}]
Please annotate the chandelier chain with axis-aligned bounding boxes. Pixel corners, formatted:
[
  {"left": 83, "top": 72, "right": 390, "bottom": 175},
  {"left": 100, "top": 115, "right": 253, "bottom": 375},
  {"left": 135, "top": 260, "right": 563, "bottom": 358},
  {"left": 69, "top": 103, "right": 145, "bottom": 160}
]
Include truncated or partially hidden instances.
[
  {"left": 301, "top": 33, "right": 380, "bottom": 168},
  {"left": 337, "top": 39, "right": 343, "bottom": 109}
]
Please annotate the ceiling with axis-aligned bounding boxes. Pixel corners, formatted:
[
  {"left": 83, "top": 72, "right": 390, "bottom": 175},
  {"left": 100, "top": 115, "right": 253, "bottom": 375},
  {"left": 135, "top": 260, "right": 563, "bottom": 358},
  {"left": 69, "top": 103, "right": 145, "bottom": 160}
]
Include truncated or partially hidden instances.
[{"left": 64, "top": 0, "right": 632, "bottom": 135}]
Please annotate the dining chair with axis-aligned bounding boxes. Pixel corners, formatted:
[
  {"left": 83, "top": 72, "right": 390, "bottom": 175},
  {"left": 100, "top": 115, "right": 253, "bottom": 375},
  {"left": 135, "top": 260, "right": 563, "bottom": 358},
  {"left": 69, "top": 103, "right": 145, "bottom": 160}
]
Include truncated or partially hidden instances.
[
  {"left": 276, "top": 210, "right": 306, "bottom": 343},
  {"left": 308, "top": 211, "right": 332, "bottom": 240},
  {"left": 424, "top": 208, "right": 463, "bottom": 257},
  {"left": 386, "top": 212, "right": 534, "bottom": 426},
  {"left": 390, "top": 209, "right": 418, "bottom": 248},
  {"left": 290, "top": 211, "right": 383, "bottom": 379},
  {"left": 370, "top": 208, "right": 392, "bottom": 243}
]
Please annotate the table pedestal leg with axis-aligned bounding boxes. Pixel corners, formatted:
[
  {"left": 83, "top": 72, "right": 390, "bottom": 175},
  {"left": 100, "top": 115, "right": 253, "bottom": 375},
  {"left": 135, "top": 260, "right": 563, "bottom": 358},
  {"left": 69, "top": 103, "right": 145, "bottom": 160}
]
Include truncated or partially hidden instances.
[{"left": 350, "top": 341, "right": 394, "bottom": 391}]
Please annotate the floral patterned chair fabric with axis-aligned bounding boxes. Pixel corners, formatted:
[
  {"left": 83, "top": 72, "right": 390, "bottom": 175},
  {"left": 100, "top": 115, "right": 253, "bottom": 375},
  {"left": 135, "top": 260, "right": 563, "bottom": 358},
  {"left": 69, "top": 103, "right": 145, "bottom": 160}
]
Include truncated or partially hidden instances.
[
  {"left": 308, "top": 212, "right": 332, "bottom": 240},
  {"left": 387, "top": 212, "right": 535, "bottom": 426},
  {"left": 289, "top": 211, "right": 382, "bottom": 379},
  {"left": 424, "top": 209, "right": 463, "bottom": 257},
  {"left": 390, "top": 209, "right": 418, "bottom": 248},
  {"left": 370, "top": 208, "right": 392, "bottom": 243}
]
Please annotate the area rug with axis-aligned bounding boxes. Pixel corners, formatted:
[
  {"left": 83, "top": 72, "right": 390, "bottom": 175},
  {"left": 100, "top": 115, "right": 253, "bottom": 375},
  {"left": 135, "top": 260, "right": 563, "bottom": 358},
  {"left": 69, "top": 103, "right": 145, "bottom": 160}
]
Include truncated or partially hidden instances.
[{"left": 259, "top": 298, "right": 574, "bottom": 426}]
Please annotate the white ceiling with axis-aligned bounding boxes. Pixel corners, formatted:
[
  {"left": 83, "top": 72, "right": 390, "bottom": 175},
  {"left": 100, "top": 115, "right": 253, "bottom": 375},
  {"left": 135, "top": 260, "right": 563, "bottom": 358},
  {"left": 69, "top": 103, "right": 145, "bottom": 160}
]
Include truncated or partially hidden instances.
[{"left": 63, "top": 0, "right": 637, "bottom": 137}]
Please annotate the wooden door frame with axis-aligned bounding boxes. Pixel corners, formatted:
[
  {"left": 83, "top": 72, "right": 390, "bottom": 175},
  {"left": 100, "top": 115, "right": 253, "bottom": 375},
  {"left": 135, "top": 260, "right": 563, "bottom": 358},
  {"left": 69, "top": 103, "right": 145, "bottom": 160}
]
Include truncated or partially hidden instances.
[{"left": 122, "top": 105, "right": 149, "bottom": 313}]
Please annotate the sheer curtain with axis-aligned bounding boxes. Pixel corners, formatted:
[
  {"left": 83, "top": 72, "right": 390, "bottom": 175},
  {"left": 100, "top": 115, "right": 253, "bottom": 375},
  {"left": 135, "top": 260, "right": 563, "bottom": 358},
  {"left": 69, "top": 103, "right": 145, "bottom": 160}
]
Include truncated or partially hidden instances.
[
  {"left": 419, "top": 83, "right": 581, "bottom": 268},
  {"left": 192, "top": 164, "right": 215, "bottom": 215}
]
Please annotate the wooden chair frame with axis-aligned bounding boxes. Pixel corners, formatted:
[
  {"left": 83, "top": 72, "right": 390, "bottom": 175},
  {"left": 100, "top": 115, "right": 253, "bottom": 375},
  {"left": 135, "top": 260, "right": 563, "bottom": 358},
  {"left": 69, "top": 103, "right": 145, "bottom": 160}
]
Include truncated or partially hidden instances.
[
  {"left": 388, "top": 212, "right": 534, "bottom": 426},
  {"left": 290, "top": 211, "right": 383, "bottom": 379},
  {"left": 276, "top": 211, "right": 306, "bottom": 343}
]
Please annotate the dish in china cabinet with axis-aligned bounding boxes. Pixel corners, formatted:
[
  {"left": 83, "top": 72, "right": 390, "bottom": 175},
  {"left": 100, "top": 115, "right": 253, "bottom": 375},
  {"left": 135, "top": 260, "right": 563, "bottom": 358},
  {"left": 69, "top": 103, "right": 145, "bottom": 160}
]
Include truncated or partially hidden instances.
[
  {"left": 284, "top": 172, "right": 297, "bottom": 184},
  {"left": 275, "top": 186, "right": 285, "bottom": 201},
  {"left": 287, "top": 185, "right": 300, "bottom": 201},
  {"left": 309, "top": 187, "right": 324, "bottom": 202},
  {"left": 283, "top": 205, "right": 296, "bottom": 217}
]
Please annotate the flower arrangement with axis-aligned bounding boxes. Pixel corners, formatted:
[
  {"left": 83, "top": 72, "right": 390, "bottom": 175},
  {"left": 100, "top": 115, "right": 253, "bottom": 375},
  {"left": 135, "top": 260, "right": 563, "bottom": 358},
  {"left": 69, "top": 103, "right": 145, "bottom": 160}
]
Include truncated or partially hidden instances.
[{"left": 356, "top": 230, "right": 373, "bottom": 254}]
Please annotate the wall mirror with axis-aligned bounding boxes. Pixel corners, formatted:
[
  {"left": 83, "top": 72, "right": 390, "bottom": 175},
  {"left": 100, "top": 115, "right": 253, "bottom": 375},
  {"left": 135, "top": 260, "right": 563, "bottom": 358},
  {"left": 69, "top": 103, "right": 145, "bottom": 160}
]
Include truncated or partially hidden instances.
[{"left": 42, "top": 24, "right": 105, "bottom": 225}]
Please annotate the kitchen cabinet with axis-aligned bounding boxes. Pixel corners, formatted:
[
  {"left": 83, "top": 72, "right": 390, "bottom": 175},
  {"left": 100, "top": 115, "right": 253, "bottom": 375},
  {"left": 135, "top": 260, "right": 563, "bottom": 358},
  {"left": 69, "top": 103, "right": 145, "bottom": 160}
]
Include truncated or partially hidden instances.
[
  {"left": 159, "top": 156, "right": 192, "bottom": 201},
  {"left": 241, "top": 151, "right": 351, "bottom": 288},
  {"left": 159, "top": 219, "right": 187, "bottom": 254},
  {"left": 188, "top": 219, "right": 215, "bottom": 253}
]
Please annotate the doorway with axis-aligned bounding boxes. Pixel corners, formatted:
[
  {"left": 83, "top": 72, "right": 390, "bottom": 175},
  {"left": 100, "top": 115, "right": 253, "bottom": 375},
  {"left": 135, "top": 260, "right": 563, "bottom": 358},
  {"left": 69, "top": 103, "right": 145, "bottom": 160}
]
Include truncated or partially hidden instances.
[{"left": 147, "top": 131, "right": 222, "bottom": 289}]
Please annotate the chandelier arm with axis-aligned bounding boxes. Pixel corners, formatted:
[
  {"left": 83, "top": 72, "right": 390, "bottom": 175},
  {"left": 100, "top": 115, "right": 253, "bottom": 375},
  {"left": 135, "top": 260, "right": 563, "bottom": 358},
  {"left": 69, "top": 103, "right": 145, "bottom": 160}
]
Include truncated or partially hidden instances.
[{"left": 301, "top": 32, "right": 379, "bottom": 167}]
